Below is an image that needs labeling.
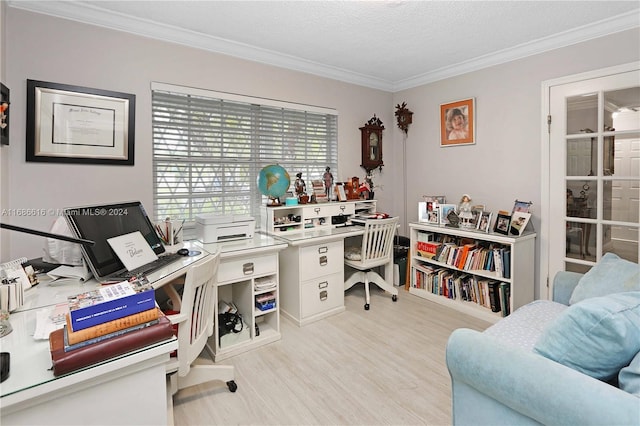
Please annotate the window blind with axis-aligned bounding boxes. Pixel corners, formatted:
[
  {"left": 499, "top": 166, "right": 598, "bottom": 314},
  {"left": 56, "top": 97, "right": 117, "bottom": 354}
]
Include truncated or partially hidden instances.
[{"left": 151, "top": 83, "right": 338, "bottom": 222}]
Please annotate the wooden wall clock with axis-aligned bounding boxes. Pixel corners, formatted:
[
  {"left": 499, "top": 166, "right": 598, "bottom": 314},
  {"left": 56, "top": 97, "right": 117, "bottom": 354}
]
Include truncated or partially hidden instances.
[{"left": 360, "top": 115, "right": 384, "bottom": 172}]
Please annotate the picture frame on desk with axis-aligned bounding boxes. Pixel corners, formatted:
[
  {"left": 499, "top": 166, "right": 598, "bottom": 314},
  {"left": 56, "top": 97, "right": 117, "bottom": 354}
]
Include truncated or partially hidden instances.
[
  {"left": 477, "top": 211, "right": 492, "bottom": 233},
  {"left": 26, "top": 80, "right": 135, "bottom": 165}
]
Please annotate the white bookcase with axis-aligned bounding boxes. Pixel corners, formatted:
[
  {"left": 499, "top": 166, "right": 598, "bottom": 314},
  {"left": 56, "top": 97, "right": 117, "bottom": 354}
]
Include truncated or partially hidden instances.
[
  {"left": 408, "top": 222, "right": 536, "bottom": 324},
  {"left": 260, "top": 200, "right": 376, "bottom": 233}
]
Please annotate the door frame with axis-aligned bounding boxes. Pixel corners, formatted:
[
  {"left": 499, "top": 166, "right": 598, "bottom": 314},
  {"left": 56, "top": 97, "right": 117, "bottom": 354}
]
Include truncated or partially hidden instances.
[{"left": 540, "top": 61, "right": 639, "bottom": 299}]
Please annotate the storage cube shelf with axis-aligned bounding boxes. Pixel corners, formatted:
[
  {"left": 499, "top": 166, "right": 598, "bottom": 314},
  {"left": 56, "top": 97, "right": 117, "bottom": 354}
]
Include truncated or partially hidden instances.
[{"left": 408, "top": 222, "right": 536, "bottom": 324}]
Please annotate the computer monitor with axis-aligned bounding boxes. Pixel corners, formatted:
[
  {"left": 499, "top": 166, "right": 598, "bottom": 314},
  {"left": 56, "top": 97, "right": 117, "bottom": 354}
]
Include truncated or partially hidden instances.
[{"left": 64, "top": 201, "right": 165, "bottom": 281}]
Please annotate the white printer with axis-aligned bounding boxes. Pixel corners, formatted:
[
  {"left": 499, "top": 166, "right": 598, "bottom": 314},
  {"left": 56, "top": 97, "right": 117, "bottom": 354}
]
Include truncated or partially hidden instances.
[{"left": 195, "top": 214, "right": 256, "bottom": 243}]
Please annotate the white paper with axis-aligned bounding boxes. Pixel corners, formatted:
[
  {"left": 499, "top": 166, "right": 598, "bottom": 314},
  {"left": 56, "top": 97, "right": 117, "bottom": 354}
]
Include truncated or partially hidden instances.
[
  {"left": 47, "top": 264, "right": 92, "bottom": 281},
  {"left": 107, "top": 231, "right": 158, "bottom": 271}
]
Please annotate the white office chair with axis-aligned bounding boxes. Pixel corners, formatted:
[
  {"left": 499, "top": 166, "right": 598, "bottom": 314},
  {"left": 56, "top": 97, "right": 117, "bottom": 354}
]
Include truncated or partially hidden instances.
[
  {"left": 344, "top": 217, "right": 399, "bottom": 310},
  {"left": 164, "top": 253, "right": 237, "bottom": 396}
]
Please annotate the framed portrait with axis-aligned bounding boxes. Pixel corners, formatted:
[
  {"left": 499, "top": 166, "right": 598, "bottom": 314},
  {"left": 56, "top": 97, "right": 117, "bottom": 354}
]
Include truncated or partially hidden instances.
[
  {"left": 440, "top": 98, "right": 475, "bottom": 147},
  {"left": 477, "top": 211, "right": 492, "bottom": 233},
  {"left": 427, "top": 206, "right": 440, "bottom": 224},
  {"left": 494, "top": 213, "right": 511, "bottom": 235},
  {"left": 1, "top": 83, "right": 9, "bottom": 145},
  {"left": 509, "top": 211, "right": 531, "bottom": 236},
  {"left": 439, "top": 204, "right": 456, "bottom": 226},
  {"left": 26, "top": 80, "right": 135, "bottom": 165},
  {"left": 511, "top": 199, "right": 533, "bottom": 214},
  {"left": 335, "top": 183, "right": 347, "bottom": 202}
]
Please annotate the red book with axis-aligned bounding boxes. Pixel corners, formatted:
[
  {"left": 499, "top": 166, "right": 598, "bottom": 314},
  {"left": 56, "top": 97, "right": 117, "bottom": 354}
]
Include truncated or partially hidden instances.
[{"left": 49, "top": 314, "right": 174, "bottom": 377}]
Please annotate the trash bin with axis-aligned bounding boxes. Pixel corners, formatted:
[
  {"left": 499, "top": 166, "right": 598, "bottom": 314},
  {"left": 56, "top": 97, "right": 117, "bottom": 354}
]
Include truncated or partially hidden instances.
[{"left": 393, "top": 235, "right": 410, "bottom": 286}]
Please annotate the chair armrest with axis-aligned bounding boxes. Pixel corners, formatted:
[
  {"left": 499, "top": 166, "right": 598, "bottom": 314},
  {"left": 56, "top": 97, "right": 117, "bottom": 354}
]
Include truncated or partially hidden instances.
[
  {"left": 552, "top": 271, "right": 583, "bottom": 304},
  {"left": 446, "top": 329, "right": 639, "bottom": 426}
]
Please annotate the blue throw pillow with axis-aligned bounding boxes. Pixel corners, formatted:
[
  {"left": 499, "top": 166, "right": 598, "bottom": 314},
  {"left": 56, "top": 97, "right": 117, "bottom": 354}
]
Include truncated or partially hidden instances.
[
  {"left": 569, "top": 253, "right": 639, "bottom": 305},
  {"left": 619, "top": 351, "right": 640, "bottom": 397},
  {"left": 534, "top": 291, "right": 640, "bottom": 381}
]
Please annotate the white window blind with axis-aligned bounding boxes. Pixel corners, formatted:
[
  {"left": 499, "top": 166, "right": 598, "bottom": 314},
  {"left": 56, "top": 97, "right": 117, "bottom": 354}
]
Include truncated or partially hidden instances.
[{"left": 151, "top": 83, "right": 338, "bottom": 222}]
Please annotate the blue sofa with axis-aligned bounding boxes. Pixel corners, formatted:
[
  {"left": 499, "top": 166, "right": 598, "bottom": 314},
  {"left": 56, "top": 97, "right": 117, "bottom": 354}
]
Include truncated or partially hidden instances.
[{"left": 446, "top": 255, "right": 640, "bottom": 425}]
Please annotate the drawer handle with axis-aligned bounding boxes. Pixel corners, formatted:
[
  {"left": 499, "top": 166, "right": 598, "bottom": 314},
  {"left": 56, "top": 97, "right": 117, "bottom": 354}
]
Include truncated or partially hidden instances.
[
  {"left": 319, "top": 255, "right": 328, "bottom": 266},
  {"left": 318, "top": 246, "right": 328, "bottom": 254},
  {"left": 319, "top": 290, "right": 328, "bottom": 301},
  {"left": 339, "top": 205, "right": 346, "bottom": 211},
  {"left": 314, "top": 207, "right": 321, "bottom": 214},
  {"left": 243, "top": 262, "right": 254, "bottom": 275},
  {"left": 318, "top": 281, "right": 328, "bottom": 289}
]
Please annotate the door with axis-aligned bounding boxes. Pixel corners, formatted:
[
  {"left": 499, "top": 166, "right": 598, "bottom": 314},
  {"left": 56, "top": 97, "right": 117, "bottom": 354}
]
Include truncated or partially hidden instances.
[{"left": 546, "top": 64, "right": 639, "bottom": 285}]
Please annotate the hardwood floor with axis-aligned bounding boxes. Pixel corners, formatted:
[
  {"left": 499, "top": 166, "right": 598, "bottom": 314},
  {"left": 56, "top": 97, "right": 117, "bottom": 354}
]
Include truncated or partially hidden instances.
[{"left": 172, "top": 287, "right": 491, "bottom": 425}]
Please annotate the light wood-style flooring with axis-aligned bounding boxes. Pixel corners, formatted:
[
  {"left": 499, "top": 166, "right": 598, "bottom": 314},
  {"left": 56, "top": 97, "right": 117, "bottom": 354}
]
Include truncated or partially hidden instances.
[{"left": 172, "top": 287, "right": 491, "bottom": 425}]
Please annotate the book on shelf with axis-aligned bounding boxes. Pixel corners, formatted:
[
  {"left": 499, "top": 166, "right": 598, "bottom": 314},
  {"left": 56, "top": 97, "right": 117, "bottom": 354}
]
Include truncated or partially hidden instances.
[
  {"left": 64, "top": 307, "right": 161, "bottom": 346},
  {"left": 67, "top": 276, "right": 155, "bottom": 332},
  {"left": 49, "top": 314, "right": 174, "bottom": 377},
  {"left": 499, "top": 282, "right": 511, "bottom": 317},
  {"left": 488, "top": 281, "right": 502, "bottom": 313}
]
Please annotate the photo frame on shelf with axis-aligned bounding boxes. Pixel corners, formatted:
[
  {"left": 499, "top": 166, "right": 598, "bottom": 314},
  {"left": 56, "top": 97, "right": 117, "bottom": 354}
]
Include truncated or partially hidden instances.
[
  {"left": 335, "top": 183, "right": 347, "bottom": 202},
  {"left": 439, "top": 204, "right": 456, "bottom": 226},
  {"left": 26, "top": 79, "right": 135, "bottom": 165},
  {"left": 469, "top": 206, "right": 483, "bottom": 228},
  {"left": 509, "top": 211, "right": 531, "bottom": 236},
  {"left": 1, "top": 83, "right": 9, "bottom": 146},
  {"left": 477, "top": 211, "right": 492, "bottom": 233},
  {"left": 511, "top": 199, "right": 533, "bottom": 214},
  {"left": 440, "top": 98, "right": 475, "bottom": 147},
  {"left": 494, "top": 213, "right": 511, "bottom": 235},
  {"left": 418, "top": 202, "right": 430, "bottom": 223},
  {"left": 423, "top": 195, "right": 446, "bottom": 204},
  {"left": 427, "top": 207, "right": 440, "bottom": 224}
]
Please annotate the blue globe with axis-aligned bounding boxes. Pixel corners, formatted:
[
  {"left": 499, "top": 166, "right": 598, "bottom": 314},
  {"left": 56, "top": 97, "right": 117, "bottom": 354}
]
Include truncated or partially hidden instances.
[{"left": 257, "top": 164, "right": 290, "bottom": 204}]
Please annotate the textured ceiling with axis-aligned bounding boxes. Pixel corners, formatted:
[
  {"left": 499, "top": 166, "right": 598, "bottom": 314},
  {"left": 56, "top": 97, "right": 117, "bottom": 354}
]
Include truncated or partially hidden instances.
[{"left": 9, "top": 1, "right": 640, "bottom": 91}]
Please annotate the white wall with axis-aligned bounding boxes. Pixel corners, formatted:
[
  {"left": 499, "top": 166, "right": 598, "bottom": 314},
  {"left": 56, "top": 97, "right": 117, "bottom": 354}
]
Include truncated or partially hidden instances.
[
  {"left": 390, "top": 28, "right": 640, "bottom": 297},
  {"left": 3, "top": 8, "right": 393, "bottom": 261},
  {"left": 0, "top": 0, "right": 8, "bottom": 261},
  {"left": 3, "top": 8, "right": 639, "bottom": 301}
]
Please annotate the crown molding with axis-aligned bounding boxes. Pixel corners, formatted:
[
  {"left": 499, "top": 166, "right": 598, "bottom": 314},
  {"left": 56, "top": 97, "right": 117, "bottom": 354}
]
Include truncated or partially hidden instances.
[{"left": 9, "top": 1, "right": 639, "bottom": 93}]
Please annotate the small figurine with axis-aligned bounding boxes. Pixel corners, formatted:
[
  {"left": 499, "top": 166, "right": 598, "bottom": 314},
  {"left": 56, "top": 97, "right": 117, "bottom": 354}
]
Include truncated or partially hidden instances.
[
  {"left": 458, "top": 194, "right": 474, "bottom": 228},
  {"left": 294, "top": 172, "right": 308, "bottom": 203},
  {"left": 323, "top": 166, "right": 334, "bottom": 198}
]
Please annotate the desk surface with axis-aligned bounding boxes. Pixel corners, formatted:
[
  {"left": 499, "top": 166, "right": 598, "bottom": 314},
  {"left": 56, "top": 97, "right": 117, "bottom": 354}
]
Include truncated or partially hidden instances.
[
  {"left": 0, "top": 234, "right": 287, "bottom": 400},
  {"left": 269, "top": 225, "right": 364, "bottom": 246}
]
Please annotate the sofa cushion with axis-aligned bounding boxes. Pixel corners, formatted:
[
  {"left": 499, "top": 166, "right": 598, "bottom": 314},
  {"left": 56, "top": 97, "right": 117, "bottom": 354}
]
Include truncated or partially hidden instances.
[
  {"left": 483, "top": 300, "right": 567, "bottom": 351},
  {"left": 569, "top": 252, "right": 639, "bottom": 305},
  {"left": 619, "top": 351, "right": 640, "bottom": 397},
  {"left": 534, "top": 291, "right": 640, "bottom": 381}
]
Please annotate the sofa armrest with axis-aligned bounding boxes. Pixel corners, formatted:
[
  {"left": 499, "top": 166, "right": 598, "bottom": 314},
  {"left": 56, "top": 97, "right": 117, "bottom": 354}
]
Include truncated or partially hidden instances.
[
  {"left": 552, "top": 271, "right": 583, "bottom": 305},
  {"left": 446, "top": 328, "right": 640, "bottom": 426}
]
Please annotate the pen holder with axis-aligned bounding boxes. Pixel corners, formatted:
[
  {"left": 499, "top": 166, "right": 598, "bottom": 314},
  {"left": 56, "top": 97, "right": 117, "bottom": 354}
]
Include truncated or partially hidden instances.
[{"left": 156, "top": 219, "right": 184, "bottom": 252}]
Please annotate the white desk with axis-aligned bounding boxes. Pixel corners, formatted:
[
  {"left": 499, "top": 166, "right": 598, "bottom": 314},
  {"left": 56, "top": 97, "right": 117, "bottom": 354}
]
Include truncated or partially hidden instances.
[{"left": 0, "top": 246, "right": 209, "bottom": 425}]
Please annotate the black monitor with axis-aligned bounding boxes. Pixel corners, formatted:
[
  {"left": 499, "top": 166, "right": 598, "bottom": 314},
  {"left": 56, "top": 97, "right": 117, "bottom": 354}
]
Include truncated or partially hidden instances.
[{"left": 64, "top": 201, "right": 165, "bottom": 280}]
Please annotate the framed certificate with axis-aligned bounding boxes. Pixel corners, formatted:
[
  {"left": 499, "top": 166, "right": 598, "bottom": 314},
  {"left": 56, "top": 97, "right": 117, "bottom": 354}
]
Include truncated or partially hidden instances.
[{"left": 26, "top": 80, "right": 135, "bottom": 165}]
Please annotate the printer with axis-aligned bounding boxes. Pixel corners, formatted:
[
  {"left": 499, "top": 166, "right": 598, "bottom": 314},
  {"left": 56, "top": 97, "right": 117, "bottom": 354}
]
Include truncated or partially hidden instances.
[{"left": 195, "top": 214, "right": 256, "bottom": 243}]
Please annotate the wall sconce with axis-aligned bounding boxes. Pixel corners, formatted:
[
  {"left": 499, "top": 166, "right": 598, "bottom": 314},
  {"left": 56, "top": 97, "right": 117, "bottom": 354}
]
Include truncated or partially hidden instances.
[{"left": 395, "top": 102, "right": 413, "bottom": 135}]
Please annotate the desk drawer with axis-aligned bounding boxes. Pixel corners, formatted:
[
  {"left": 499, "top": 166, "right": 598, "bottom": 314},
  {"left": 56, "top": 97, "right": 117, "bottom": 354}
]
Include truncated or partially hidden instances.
[
  {"left": 300, "top": 241, "right": 343, "bottom": 278},
  {"left": 301, "top": 272, "right": 343, "bottom": 318},
  {"left": 305, "top": 203, "right": 355, "bottom": 218},
  {"left": 218, "top": 254, "right": 277, "bottom": 283}
]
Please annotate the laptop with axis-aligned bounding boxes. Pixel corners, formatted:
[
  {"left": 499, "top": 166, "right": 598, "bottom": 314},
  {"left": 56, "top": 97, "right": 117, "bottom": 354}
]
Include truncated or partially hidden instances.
[{"left": 63, "top": 201, "right": 182, "bottom": 283}]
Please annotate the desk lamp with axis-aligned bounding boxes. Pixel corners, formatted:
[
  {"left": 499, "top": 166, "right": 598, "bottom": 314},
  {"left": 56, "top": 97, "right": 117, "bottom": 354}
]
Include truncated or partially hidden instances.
[{"left": 0, "top": 222, "right": 95, "bottom": 383}]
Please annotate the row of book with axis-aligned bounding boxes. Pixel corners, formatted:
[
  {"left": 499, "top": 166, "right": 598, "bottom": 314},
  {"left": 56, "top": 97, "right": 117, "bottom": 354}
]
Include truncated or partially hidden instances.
[
  {"left": 416, "top": 241, "right": 511, "bottom": 278},
  {"left": 412, "top": 264, "right": 511, "bottom": 317},
  {"left": 49, "top": 276, "right": 175, "bottom": 376}
]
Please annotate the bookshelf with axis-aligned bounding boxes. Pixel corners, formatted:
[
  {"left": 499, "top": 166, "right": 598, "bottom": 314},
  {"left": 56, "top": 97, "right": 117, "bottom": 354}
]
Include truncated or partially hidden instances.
[{"left": 408, "top": 222, "right": 536, "bottom": 323}]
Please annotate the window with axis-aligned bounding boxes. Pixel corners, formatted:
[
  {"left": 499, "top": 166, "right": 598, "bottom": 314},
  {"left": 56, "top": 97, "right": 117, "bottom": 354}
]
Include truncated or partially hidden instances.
[{"left": 151, "top": 83, "right": 338, "bottom": 222}]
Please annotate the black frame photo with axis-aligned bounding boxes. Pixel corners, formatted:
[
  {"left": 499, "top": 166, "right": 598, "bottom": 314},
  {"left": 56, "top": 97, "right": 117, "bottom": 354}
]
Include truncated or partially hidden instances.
[
  {"left": 494, "top": 213, "right": 511, "bottom": 235},
  {"left": 26, "top": 80, "right": 135, "bottom": 165},
  {"left": 1, "top": 83, "right": 9, "bottom": 145}
]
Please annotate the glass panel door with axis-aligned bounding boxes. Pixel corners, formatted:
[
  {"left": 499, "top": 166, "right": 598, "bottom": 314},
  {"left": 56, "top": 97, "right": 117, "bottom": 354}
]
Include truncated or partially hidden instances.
[{"left": 549, "top": 69, "right": 640, "bottom": 278}]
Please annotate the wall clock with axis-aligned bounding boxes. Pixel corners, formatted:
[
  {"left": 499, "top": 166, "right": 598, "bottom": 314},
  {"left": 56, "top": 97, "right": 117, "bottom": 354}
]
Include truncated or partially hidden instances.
[
  {"left": 360, "top": 115, "right": 384, "bottom": 172},
  {"left": 395, "top": 102, "right": 413, "bottom": 134}
]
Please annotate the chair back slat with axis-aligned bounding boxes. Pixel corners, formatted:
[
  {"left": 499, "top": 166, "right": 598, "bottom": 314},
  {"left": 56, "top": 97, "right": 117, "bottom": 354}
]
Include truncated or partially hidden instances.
[
  {"left": 177, "top": 253, "right": 220, "bottom": 376},
  {"left": 360, "top": 217, "right": 398, "bottom": 266}
]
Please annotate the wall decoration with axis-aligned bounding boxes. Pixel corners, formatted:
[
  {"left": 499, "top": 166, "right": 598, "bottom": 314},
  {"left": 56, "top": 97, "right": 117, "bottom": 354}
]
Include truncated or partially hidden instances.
[
  {"left": 26, "top": 80, "right": 135, "bottom": 165},
  {"left": 395, "top": 102, "right": 413, "bottom": 134},
  {"left": 1, "top": 83, "right": 9, "bottom": 145},
  {"left": 440, "top": 98, "right": 475, "bottom": 147}
]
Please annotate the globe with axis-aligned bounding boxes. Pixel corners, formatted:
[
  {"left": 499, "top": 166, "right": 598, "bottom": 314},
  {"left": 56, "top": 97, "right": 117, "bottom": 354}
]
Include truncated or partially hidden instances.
[{"left": 257, "top": 164, "right": 291, "bottom": 205}]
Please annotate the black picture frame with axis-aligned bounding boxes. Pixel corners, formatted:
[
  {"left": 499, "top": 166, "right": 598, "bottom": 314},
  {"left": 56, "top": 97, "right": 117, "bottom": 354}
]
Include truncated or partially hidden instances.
[
  {"left": 494, "top": 213, "right": 511, "bottom": 235},
  {"left": 1, "top": 83, "right": 9, "bottom": 146},
  {"left": 26, "top": 80, "right": 135, "bottom": 165}
]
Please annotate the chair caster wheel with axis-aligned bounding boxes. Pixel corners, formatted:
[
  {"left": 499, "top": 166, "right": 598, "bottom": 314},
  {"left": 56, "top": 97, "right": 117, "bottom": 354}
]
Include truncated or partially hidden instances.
[
  {"left": 392, "top": 294, "right": 398, "bottom": 302},
  {"left": 364, "top": 303, "right": 370, "bottom": 310},
  {"left": 227, "top": 380, "right": 238, "bottom": 392}
]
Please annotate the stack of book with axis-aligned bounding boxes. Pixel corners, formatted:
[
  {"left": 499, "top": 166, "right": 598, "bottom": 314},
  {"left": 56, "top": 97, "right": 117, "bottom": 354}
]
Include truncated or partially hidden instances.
[{"left": 49, "top": 276, "right": 174, "bottom": 376}]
